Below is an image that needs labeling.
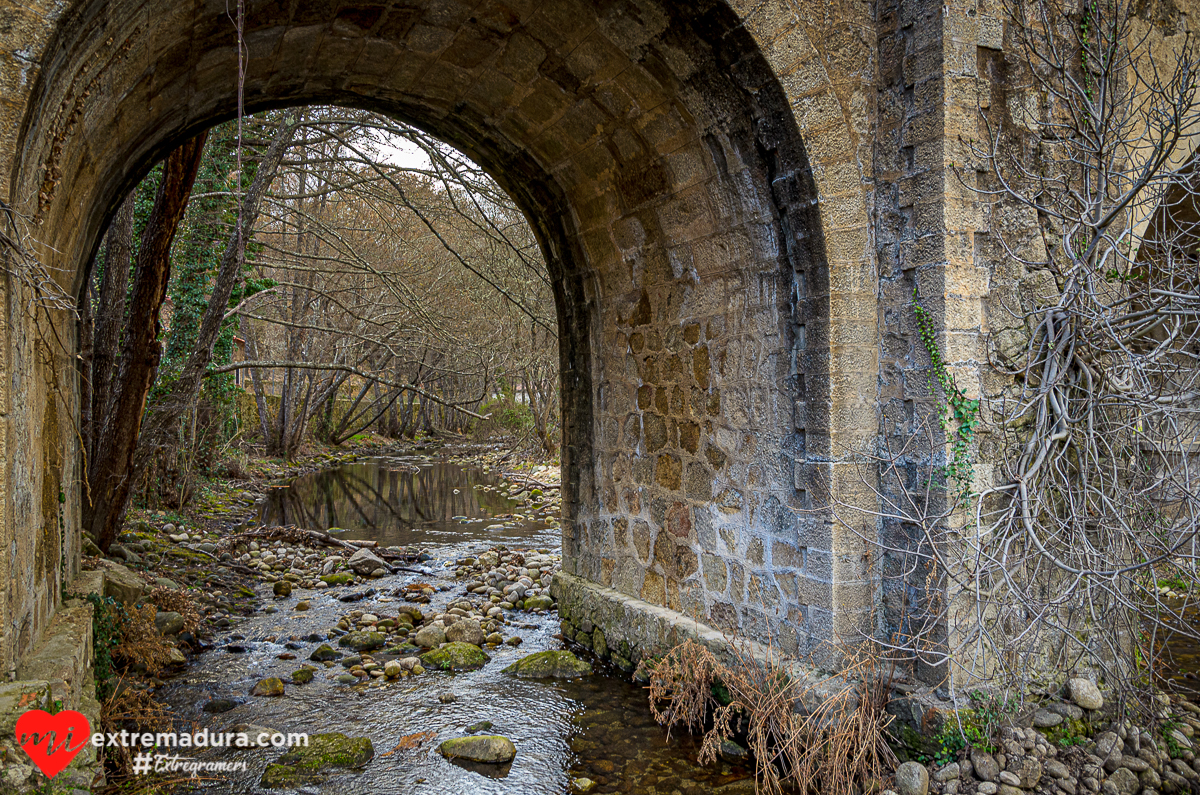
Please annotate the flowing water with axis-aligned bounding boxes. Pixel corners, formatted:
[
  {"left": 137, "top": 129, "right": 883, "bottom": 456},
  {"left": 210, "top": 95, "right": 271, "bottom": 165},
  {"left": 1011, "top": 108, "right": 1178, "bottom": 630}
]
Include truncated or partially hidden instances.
[{"left": 159, "top": 457, "right": 754, "bottom": 794}]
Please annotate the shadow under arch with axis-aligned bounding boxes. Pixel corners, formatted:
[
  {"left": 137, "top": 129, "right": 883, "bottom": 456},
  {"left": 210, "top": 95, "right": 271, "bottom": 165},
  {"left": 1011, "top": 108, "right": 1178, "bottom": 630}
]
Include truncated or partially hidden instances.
[{"left": 12, "top": 0, "right": 832, "bottom": 655}]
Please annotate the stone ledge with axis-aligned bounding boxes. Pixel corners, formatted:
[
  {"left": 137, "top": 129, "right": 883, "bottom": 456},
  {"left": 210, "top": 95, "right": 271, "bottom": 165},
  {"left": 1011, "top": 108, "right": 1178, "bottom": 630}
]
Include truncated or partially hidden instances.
[
  {"left": 1, "top": 573, "right": 104, "bottom": 794},
  {"left": 550, "top": 571, "right": 847, "bottom": 706},
  {"left": 15, "top": 592, "right": 94, "bottom": 713}
]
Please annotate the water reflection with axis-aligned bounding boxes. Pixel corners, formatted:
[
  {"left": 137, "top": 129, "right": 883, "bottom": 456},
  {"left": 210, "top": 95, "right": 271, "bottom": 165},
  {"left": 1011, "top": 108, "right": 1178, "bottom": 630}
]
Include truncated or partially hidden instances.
[{"left": 259, "top": 458, "right": 558, "bottom": 551}]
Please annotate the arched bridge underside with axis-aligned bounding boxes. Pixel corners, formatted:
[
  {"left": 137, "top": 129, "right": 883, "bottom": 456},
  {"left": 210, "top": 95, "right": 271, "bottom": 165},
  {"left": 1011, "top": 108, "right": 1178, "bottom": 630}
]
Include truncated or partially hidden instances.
[{"left": 1, "top": 0, "right": 892, "bottom": 676}]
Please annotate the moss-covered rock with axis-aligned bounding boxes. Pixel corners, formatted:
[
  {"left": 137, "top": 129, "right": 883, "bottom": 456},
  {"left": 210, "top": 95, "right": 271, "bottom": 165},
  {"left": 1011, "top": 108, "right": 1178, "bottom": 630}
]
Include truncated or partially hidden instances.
[
  {"left": 338, "top": 631, "right": 385, "bottom": 652},
  {"left": 310, "top": 643, "right": 342, "bottom": 662},
  {"left": 321, "top": 573, "right": 354, "bottom": 586},
  {"left": 502, "top": 650, "right": 592, "bottom": 679},
  {"left": 438, "top": 735, "right": 516, "bottom": 764},
  {"left": 260, "top": 733, "right": 374, "bottom": 787},
  {"left": 251, "top": 677, "right": 285, "bottom": 697},
  {"left": 291, "top": 668, "right": 315, "bottom": 684},
  {"left": 420, "top": 642, "right": 490, "bottom": 671}
]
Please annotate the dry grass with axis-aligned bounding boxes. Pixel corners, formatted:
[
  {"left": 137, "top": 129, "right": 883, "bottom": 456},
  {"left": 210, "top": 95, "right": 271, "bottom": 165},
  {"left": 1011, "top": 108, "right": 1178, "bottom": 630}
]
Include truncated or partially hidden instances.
[
  {"left": 145, "top": 586, "right": 202, "bottom": 635},
  {"left": 643, "top": 638, "right": 897, "bottom": 795},
  {"left": 98, "top": 678, "right": 175, "bottom": 786}
]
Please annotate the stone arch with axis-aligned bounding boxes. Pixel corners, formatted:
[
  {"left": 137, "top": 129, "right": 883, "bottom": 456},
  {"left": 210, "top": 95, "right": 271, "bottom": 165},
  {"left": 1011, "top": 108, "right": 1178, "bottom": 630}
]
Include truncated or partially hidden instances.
[{"left": 0, "top": 0, "right": 879, "bottom": 670}]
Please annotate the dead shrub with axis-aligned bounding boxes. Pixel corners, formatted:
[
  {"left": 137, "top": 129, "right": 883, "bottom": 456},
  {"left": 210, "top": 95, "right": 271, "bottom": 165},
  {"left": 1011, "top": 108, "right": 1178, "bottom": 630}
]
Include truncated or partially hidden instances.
[
  {"left": 112, "top": 604, "right": 175, "bottom": 677},
  {"left": 644, "top": 638, "right": 897, "bottom": 795},
  {"left": 99, "top": 677, "right": 174, "bottom": 783},
  {"left": 145, "top": 586, "right": 202, "bottom": 635}
]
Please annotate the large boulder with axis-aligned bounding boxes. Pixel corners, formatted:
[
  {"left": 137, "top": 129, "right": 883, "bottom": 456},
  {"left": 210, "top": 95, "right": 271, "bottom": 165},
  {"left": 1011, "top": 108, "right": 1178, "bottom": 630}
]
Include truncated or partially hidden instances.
[
  {"left": 420, "top": 642, "right": 490, "bottom": 671},
  {"left": 445, "top": 619, "right": 486, "bottom": 646},
  {"left": 346, "top": 548, "right": 388, "bottom": 576},
  {"left": 260, "top": 733, "right": 374, "bottom": 788},
  {"left": 438, "top": 735, "right": 516, "bottom": 764},
  {"left": 502, "top": 650, "right": 593, "bottom": 679}
]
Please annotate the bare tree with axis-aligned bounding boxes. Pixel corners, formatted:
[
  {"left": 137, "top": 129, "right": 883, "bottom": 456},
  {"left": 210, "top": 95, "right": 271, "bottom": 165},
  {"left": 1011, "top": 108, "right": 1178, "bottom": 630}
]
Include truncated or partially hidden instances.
[{"left": 848, "top": 0, "right": 1200, "bottom": 716}]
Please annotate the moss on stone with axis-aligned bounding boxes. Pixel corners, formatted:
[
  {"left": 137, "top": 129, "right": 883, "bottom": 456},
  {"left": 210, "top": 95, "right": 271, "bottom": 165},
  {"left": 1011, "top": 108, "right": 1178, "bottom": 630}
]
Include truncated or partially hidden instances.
[
  {"left": 260, "top": 733, "right": 374, "bottom": 788},
  {"left": 420, "top": 642, "right": 490, "bottom": 671}
]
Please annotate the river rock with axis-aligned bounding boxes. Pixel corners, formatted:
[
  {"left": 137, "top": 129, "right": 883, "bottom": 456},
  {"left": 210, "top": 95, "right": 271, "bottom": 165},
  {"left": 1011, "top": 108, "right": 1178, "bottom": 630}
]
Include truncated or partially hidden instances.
[
  {"left": 384, "top": 660, "right": 402, "bottom": 678},
  {"left": 321, "top": 573, "right": 354, "bottom": 586},
  {"left": 346, "top": 548, "right": 388, "bottom": 576},
  {"left": 154, "top": 611, "right": 184, "bottom": 636},
  {"left": 718, "top": 739, "right": 750, "bottom": 765},
  {"left": 524, "top": 594, "right": 554, "bottom": 611},
  {"left": 251, "top": 677, "right": 285, "bottom": 697},
  {"left": 1067, "top": 678, "right": 1104, "bottom": 710},
  {"left": 338, "top": 631, "right": 385, "bottom": 652},
  {"left": 395, "top": 605, "right": 424, "bottom": 623},
  {"left": 310, "top": 644, "right": 342, "bottom": 662},
  {"left": 202, "top": 698, "right": 240, "bottom": 714},
  {"left": 273, "top": 581, "right": 292, "bottom": 597},
  {"left": 438, "top": 735, "right": 516, "bottom": 764},
  {"left": 896, "top": 761, "right": 929, "bottom": 795},
  {"left": 413, "top": 625, "right": 446, "bottom": 648},
  {"left": 291, "top": 668, "right": 315, "bottom": 684},
  {"left": 502, "top": 650, "right": 593, "bottom": 679},
  {"left": 99, "top": 561, "right": 145, "bottom": 606},
  {"left": 260, "top": 733, "right": 374, "bottom": 788},
  {"left": 445, "top": 619, "right": 486, "bottom": 646},
  {"left": 420, "top": 642, "right": 490, "bottom": 671}
]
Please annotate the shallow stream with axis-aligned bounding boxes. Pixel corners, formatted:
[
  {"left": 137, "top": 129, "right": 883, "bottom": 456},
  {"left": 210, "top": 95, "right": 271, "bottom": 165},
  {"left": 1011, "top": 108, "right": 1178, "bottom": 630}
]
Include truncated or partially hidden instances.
[{"left": 159, "top": 457, "right": 754, "bottom": 794}]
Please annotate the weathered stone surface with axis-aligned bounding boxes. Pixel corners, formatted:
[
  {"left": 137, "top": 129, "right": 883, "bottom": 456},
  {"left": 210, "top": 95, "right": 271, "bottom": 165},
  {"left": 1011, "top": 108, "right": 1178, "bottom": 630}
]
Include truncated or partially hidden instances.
[
  {"left": 445, "top": 619, "right": 486, "bottom": 646},
  {"left": 337, "top": 632, "right": 385, "bottom": 652},
  {"left": 154, "top": 610, "right": 184, "bottom": 636},
  {"left": 1068, "top": 678, "right": 1104, "bottom": 710},
  {"left": 260, "top": 733, "right": 373, "bottom": 787},
  {"left": 502, "top": 651, "right": 593, "bottom": 678},
  {"left": 896, "top": 761, "right": 930, "bottom": 795},
  {"left": 1011, "top": 756, "right": 1042, "bottom": 788},
  {"left": 438, "top": 735, "right": 516, "bottom": 764},
  {"left": 100, "top": 562, "right": 145, "bottom": 606},
  {"left": 971, "top": 749, "right": 1000, "bottom": 782},
  {"left": 1106, "top": 767, "right": 1139, "bottom": 795},
  {"left": 251, "top": 677, "right": 285, "bottom": 697},
  {"left": 1033, "top": 709, "right": 1063, "bottom": 727},
  {"left": 413, "top": 625, "right": 446, "bottom": 648},
  {"left": 346, "top": 548, "right": 389, "bottom": 576},
  {"left": 420, "top": 643, "right": 490, "bottom": 671},
  {"left": 310, "top": 644, "right": 342, "bottom": 662}
]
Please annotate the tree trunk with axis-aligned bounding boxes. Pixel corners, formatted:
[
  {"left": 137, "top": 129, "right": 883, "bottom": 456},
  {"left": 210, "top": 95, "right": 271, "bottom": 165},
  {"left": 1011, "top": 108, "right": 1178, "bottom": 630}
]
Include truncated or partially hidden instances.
[
  {"left": 84, "top": 132, "right": 208, "bottom": 551},
  {"left": 133, "top": 112, "right": 298, "bottom": 476},
  {"left": 86, "top": 193, "right": 136, "bottom": 466}
]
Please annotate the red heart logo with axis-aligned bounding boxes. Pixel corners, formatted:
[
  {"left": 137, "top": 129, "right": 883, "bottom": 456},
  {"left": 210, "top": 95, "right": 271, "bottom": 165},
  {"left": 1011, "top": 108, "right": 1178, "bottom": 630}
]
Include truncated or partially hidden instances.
[{"left": 15, "top": 709, "right": 91, "bottom": 779}]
